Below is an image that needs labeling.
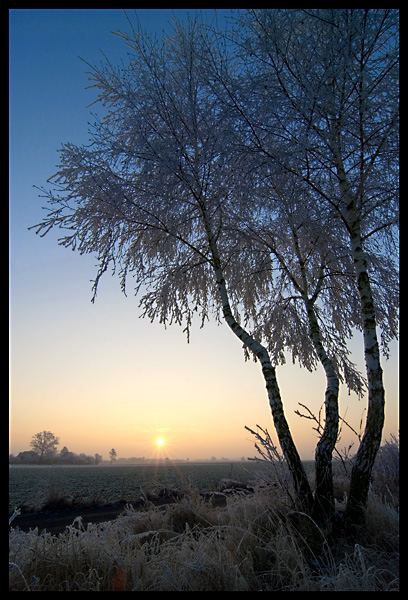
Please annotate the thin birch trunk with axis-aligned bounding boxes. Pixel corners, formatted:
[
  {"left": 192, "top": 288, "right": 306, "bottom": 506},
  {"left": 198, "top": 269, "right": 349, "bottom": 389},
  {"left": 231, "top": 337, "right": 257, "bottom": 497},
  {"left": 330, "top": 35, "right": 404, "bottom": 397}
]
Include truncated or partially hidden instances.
[
  {"left": 202, "top": 208, "right": 313, "bottom": 511},
  {"left": 290, "top": 225, "right": 340, "bottom": 522},
  {"left": 345, "top": 220, "right": 385, "bottom": 525},
  {"left": 333, "top": 144, "right": 386, "bottom": 524},
  {"left": 217, "top": 267, "right": 313, "bottom": 510},
  {"left": 256, "top": 227, "right": 340, "bottom": 520},
  {"left": 305, "top": 301, "right": 339, "bottom": 522}
]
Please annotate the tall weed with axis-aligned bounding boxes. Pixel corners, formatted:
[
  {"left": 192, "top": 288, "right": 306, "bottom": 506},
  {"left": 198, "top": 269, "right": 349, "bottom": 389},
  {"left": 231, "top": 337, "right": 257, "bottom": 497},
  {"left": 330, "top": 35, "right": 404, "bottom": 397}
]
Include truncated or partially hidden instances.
[{"left": 9, "top": 479, "right": 398, "bottom": 591}]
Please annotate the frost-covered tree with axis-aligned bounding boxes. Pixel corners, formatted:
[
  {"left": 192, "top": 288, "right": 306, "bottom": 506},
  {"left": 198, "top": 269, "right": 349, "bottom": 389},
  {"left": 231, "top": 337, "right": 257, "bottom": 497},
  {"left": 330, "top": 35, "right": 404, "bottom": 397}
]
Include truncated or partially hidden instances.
[
  {"left": 232, "top": 9, "right": 399, "bottom": 524},
  {"left": 31, "top": 11, "right": 398, "bottom": 523},
  {"left": 30, "top": 430, "right": 60, "bottom": 463},
  {"left": 32, "top": 16, "right": 313, "bottom": 511},
  {"left": 233, "top": 174, "right": 365, "bottom": 519}
]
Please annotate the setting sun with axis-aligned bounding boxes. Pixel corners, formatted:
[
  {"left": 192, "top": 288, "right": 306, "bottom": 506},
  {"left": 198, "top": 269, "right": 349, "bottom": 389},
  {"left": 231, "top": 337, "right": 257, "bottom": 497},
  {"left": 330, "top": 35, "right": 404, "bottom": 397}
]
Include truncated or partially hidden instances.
[{"left": 156, "top": 438, "right": 164, "bottom": 447}]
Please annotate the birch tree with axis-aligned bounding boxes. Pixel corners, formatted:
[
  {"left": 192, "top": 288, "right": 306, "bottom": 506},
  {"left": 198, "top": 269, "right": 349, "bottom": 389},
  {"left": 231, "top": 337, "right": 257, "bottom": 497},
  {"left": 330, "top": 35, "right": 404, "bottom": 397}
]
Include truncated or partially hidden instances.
[
  {"left": 32, "top": 17, "right": 314, "bottom": 510},
  {"left": 234, "top": 175, "right": 365, "bottom": 520},
  {"left": 233, "top": 9, "right": 399, "bottom": 525},
  {"left": 31, "top": 11, "right": 398, "bottom": 525}
]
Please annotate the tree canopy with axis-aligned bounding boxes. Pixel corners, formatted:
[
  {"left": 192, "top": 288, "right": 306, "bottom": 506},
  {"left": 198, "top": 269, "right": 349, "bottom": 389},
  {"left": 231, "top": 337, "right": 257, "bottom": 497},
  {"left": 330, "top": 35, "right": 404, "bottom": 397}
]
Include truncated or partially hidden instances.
[{"left": 32, "top": 9, "right": 398, "bottom": 524}]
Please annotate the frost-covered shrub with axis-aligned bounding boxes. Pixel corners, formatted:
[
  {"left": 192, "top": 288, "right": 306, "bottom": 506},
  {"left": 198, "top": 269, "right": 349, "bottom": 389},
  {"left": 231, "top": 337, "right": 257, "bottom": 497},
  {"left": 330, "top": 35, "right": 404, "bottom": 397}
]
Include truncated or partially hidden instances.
[
  {"left": 374, "top": 436, "right": 399, "bottom": 484},
  {"left": 371, "top": 435, "right": 399, "bottom": 506},
  {"left": 9, "top": 482, "right": 399, "bottom": 591}
]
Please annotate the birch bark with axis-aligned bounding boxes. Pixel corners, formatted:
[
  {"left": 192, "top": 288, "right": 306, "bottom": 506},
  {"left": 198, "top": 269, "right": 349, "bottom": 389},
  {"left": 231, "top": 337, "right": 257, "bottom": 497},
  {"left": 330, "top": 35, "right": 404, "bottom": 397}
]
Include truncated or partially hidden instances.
[
  {"left": 335, "top": 156, "right": 386, "bottom": 525},
  {"left": 259, "top": 220, "right": 342, "bottom": 522},
  {"left": 218, "top": 271, "right": 313, "bottom": 511},
  {"left": 233, "top": 7, "right": 398, "bottom": 525},
  {"left": 291, "top": 221, "right": 340, "bottom": 521},
  {"left": 202, "top": 205, "right": 313, "bottom": 511},
  {"left": 345, "top": 218, "right": 385, "bottom": 525},
  {"left": 305, "top": 301, "right": 339, "bottom": 521}
]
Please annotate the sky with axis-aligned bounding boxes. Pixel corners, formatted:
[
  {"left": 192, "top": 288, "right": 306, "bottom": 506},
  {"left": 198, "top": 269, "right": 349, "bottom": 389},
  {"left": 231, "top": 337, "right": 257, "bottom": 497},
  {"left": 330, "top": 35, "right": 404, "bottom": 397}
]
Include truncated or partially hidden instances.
[{"left": 9, "top": 9, "right": 399, "bottom": 462}]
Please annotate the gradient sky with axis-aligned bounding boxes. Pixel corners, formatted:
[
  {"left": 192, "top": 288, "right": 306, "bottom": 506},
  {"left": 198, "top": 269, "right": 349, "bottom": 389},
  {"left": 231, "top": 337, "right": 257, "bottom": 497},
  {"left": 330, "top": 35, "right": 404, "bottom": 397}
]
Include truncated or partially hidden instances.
[{"left": 9, "top": 9, "right": 399, "bottom": 462}]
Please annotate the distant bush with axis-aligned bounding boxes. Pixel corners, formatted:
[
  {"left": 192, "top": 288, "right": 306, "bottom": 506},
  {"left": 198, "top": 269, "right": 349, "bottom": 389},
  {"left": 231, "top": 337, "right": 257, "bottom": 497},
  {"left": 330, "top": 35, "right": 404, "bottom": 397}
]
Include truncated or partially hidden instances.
[
  {"left": 9, "top": 449, "right": 101, "bottom": 465},
  {"left": 9, "top": 451, "right": 39, "bottom": 465}
]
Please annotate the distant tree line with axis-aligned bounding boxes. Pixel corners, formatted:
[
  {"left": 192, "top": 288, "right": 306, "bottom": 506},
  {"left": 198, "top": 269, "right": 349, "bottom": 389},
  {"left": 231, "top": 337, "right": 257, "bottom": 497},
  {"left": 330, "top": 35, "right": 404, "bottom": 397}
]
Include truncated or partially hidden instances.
[{"left": 9, "top": 431, "right": 103, "bottom": 465}]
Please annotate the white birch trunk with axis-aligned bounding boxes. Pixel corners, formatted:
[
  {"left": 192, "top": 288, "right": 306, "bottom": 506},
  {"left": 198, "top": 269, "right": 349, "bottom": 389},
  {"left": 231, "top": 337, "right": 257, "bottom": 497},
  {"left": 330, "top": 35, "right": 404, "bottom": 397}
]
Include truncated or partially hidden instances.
[
  {"left": 332, "top": 142, "right": 386, "bottom": 524},
  {"left": 345, "top": 220, "right": 385, "bottom": 524},
  {"left": 216, "top": 265, "right": 313, "bottom": 509},
  {"left": 305, "top": 300, "right": 339, "bottom": 521},
  {"left": 290, "top": 225, "right": 340, "bottom": 520},
  {"left": 202, "top": 207, "right": 313, "bottom": 510}
]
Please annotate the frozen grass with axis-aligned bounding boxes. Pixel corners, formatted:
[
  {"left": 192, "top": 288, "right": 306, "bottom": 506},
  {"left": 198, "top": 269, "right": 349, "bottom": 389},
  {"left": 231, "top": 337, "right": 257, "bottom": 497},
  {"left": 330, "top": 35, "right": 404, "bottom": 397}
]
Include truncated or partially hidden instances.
[{"left": 9, "top": 470, "right": 399, "bottom": 592}]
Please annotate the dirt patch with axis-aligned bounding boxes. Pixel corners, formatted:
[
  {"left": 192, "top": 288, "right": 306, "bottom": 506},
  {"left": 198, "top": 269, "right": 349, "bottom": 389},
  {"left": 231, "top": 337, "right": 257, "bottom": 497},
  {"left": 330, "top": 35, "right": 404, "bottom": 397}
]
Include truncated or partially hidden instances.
[
  {"left": 10, "top": 502, "right": 133, "bottom": 535},
  {"left": 9, "top": 484, "right": 252, "bottom": 535},
  {"left": 10, "top": 493, "right": 183, "bottom": 535}
]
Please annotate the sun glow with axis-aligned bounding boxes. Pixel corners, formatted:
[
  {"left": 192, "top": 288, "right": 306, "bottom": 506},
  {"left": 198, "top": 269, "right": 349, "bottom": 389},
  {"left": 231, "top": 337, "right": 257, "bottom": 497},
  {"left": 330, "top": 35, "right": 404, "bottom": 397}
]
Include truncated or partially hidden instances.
[{"left": 156, "top": 438, "right": 164, "bottom": 447}]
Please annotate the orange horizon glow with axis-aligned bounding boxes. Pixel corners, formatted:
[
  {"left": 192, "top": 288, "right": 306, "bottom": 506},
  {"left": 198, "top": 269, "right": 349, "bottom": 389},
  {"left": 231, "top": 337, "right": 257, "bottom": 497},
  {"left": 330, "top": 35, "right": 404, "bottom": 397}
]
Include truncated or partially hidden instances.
[{"left": 9, "top": 312, "right": 398, "bottom": 462}]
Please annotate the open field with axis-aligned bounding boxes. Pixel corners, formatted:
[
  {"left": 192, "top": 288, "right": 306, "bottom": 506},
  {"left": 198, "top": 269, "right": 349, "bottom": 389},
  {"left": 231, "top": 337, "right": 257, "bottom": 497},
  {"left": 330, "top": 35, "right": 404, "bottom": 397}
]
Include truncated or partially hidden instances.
[
  {"left": 9, "top": 461, "right": 270, "bottom": 513},
  {"left": 9, "top": 458, "right": 399, "bottom": 591}
]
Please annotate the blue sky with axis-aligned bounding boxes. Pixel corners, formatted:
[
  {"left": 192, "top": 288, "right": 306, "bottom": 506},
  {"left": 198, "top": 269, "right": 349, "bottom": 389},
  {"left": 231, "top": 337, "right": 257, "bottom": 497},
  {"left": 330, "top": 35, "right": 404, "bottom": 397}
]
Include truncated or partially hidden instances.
[{"left": 9, "top": 9, "right": 398, "bottom": 461}]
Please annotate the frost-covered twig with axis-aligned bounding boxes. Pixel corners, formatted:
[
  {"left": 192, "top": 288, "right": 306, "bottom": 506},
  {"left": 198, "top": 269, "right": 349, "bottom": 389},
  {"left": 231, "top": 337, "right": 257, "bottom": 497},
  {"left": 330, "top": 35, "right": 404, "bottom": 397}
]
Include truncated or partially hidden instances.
[
  {"left": 9, "top": 508, "right": 21, "bottom": 526},
  {"left": 245, "top": 424, "right": 296, "bottom": 507}
]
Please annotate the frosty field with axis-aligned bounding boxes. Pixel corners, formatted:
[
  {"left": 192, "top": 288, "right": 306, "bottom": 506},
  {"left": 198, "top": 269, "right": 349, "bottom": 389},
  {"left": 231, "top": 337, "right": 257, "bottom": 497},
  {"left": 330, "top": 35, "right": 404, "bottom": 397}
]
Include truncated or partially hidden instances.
[
  {"left": 9, "top": 462, "right": 266, "bottom": 512},
  {"left": 9, "top": 458, "right": 399, "bottom": 591}
]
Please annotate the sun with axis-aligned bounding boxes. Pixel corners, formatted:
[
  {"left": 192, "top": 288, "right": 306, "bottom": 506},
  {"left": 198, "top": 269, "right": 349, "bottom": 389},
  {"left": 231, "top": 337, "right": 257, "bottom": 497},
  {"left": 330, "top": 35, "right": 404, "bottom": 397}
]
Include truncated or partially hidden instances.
[{"left": 156, "top": 438, "right": 164, "bottom": 447}]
